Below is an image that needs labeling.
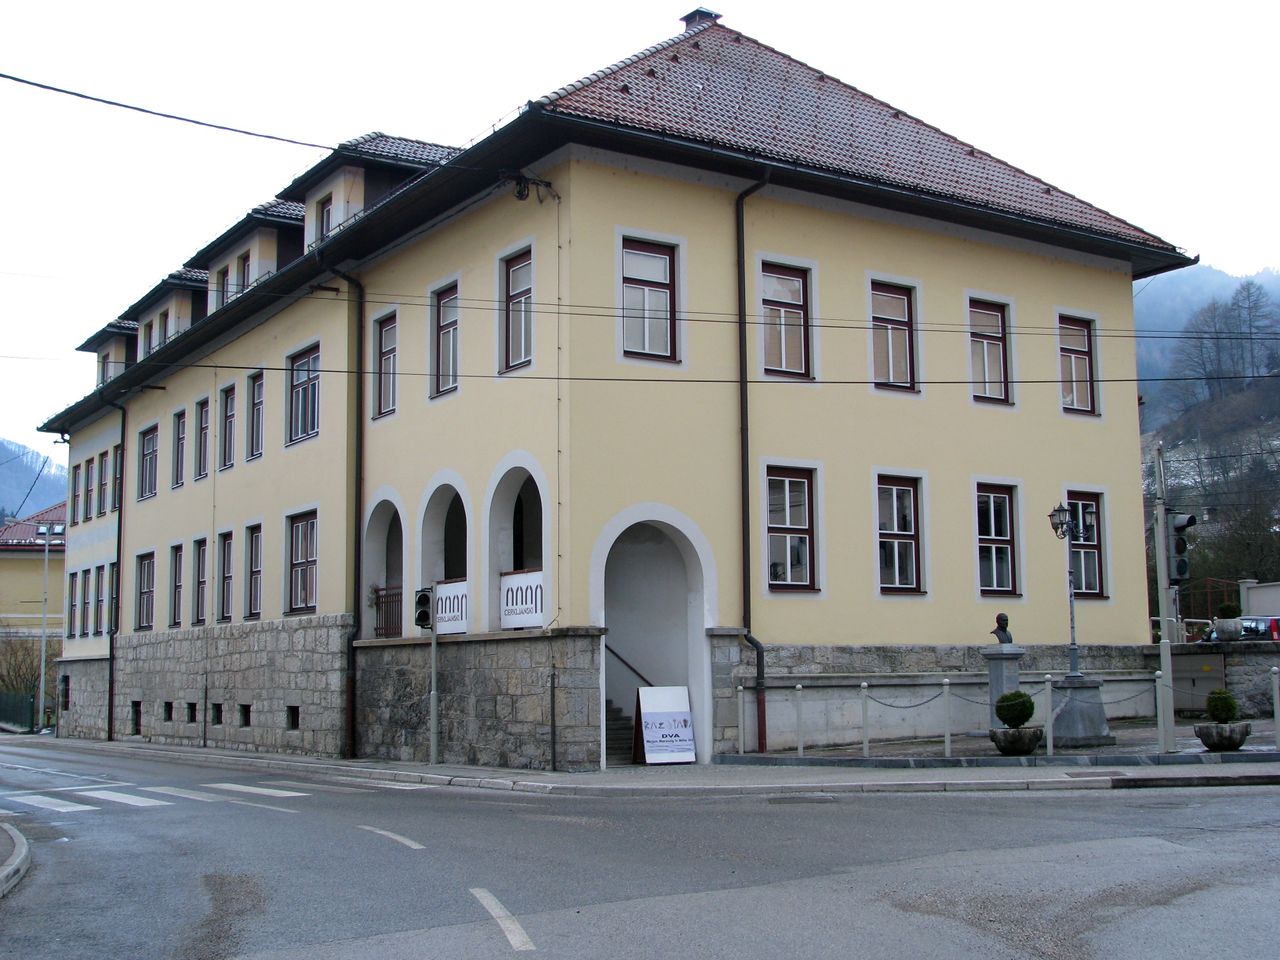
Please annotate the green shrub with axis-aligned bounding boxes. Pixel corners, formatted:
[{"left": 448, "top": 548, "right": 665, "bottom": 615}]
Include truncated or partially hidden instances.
[
  {"left": 1217, "top": 602, "right": 1241, "bottom": 619},
  {"left": 1205, "top": 688, "right": 1239, "bottom": 723},
  {"left": 995, "top": 690, "right": 1035, "bottom": 729}
]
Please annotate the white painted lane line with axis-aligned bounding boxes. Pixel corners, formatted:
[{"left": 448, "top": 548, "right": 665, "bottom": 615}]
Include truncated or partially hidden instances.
[
  {"left": 226, "top": 799, "right": 298, "bottom": 814},
  {"left": 75, "top": 790, "right": 172, "bottom": 807},
  {"left": 141, "top": 786, "right": 227, "bottom": 802},
  {"left": 1, "top": 781, "right": 133, "bottom": 798},
  {"left": 357, "top": 825, "right": 426, "bottom": 849},
  {"left": 264, "top": 779, "right": 374, "bottom": 794},
  {"left": 203, "top": 783, "right": 308, "bottom": 798},
  {"left": 470, "top": 887, "right": 535, "bottom": 951},
  {"left": 10, "top": 795, "right": 97, "bottom": 813}
]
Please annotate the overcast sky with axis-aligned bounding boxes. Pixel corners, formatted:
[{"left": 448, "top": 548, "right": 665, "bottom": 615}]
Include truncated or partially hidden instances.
[{"left": 2, "top": 0, "right": 1275, "bottom": 463}]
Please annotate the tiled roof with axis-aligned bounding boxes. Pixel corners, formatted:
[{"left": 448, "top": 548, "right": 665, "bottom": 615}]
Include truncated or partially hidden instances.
[
  {"left": 253, "top": 199, "right": 304, "bottom": 220},
  {"left": 340, "top": 132, "right": 459, "bottom": 166},
  {"left": 539, "top": 22, "right": 1173, "bottom": 250},
  {"left": 0, "top": 501, "right": 67, "bottom": 550},
  {"left": 170, "top": 267, "right": 209, "bottom": 284}
]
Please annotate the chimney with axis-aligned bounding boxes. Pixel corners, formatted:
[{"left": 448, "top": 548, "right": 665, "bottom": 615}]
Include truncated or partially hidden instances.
[{"left": 681, "top": 7, "right": 721, "bottom": 30}]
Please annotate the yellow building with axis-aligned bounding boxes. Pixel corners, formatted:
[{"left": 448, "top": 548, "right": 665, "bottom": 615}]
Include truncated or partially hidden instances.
[
  {"left": 0, "top": 503, "right": 64, "bottom": 723},
  {"left": 40, "top": 11, "right": 1193, "bottom": 767}
]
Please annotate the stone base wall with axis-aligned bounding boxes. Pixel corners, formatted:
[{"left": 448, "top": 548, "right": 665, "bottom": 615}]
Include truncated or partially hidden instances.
[
  {"left": 355, "top": 628, "right": 603, "bottom": 771},
  {"left": 113, "top": 615, "right": 351, "bottom": 756},
  {"left": 56, "top": 658, "right": 110, "bottom": 740}
]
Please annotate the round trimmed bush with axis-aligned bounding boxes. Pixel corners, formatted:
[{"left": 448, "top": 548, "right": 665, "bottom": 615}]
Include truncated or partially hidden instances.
[
  {"left": 1205, "top": 688, "right": 1239, "bottom": 724},
  {"left": 995, "top": 690, "right": 1035, "bottom": 729}
]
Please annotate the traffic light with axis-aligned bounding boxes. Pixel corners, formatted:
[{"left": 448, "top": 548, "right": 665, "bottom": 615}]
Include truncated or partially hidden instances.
[
  {"left": 1166, "top": 512, "right": 1196, "bottom": 583},
  {"left": 414, "top": 587, "right": 433, "bottom": 629}
]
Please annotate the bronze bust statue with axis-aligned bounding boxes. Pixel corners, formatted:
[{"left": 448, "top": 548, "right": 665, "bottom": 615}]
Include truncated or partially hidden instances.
[{"left": 991, "top": 612, "right": 1013, "bottom": 644}]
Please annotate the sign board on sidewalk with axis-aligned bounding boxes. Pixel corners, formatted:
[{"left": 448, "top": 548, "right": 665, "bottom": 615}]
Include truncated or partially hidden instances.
[{"left": 634, "top": 685, "right": 695, "bottom": 764}]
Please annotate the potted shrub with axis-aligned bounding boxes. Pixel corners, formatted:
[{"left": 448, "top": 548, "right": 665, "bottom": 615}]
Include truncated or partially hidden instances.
[
  {"left": 989, "top": 689, "right": 1043, "bottom": 756},
  {"left": 1194, "top": 687, "right": 1251, "bottom": 751},
  {"left": 1214, "top": 603, "right": 1243, "bottom": 642}
]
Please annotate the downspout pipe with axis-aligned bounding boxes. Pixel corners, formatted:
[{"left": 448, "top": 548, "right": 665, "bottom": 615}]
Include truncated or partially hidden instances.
[
  {"left": 97, "top": 388, "right": 127, "bottom": 742},
  {"left": 320, "top": 255, "right": 365, "bottom": 760},
  {"left": 736, "top": 173, "right": 770, "bottom": 752}
]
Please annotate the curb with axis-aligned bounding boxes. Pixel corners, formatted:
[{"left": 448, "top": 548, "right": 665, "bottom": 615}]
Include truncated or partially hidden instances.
[{"left": 1, "top": 822, "right": 30, "bottom": 899}]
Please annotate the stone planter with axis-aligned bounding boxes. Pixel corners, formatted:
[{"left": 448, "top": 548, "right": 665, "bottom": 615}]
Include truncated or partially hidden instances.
[
  {"left": 1193, "top": 721, "right": 1251, "bottom": 752},
  {"left": 1214, "top": 618, "right": 1243, "bottom": 641},
  {"left": 989, "top": 725, "right": 1043, "bottom": 756}
]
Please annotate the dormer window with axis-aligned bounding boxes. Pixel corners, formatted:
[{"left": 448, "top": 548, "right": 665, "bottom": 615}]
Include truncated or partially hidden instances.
[
  {"left": 142, "top": 321, "right": 154, "bottom": 357},
  {"left": 216, "top": 267, "right": 230, "bottom": 309},
  {"left": 98, "top": 351, "right": 111, "bottom": 385},
  {"left": 317, "top": 196, "right": 333, "bottom": 241},
  {"left": 157, "top": 309, "right": 169, "bottom": 346},
  {"left": 237, "top": 252, "right": 251, "bottom": 294}
]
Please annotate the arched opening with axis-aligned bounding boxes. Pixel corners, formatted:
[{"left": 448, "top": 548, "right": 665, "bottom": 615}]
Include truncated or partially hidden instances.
[
  {"left": 363, "top": 500, "right": 405, "bottom": 638},
  {"left": 488, "top": 469, "right": 546, "bottom": 630},
  {"left": 421, "top": 486, "right": 469, "bottom": 634},
  {"left": 602, "top": 520, "right": 710, "bottom": 764}
]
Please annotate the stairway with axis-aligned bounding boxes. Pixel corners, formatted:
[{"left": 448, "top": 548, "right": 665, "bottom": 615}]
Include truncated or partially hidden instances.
[{"left": 605, "top": 699, "right": 636, "bottom": 766}]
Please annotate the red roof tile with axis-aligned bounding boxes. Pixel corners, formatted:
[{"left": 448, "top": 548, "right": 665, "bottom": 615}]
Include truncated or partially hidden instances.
[
  {"left": 540, "top": 22, "right": 1174, "bottom": 250},
  {"left": 0, "top": 502, "right": 67, "bottom": 550}
]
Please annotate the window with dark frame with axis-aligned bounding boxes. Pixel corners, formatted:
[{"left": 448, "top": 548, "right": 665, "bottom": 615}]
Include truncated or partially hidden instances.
[
  {"left": 136, "top": 553, "right": 155, "bottom": 630},
  {"left": 871, "top": 282, "right": 916, "bottom": 389},
  {"left": 111, "top": 445, "right": 123, "bottom": 510},
  {"left": 622, "top": 239, "right": 677, "bottom": 361},
  {"left": 289, "top": 347, "right": 320, "bottom": 441},
  {"left": 108, "top": 561, "right": 119, "bottom": 632},
  {"left": 246, "top": 524, "right": 262, "bottom": 619},
  {"left": 80, "top": 566, "right": 90, "bottom": 636},
  {"left": 172, "top": 411, "right": 186, "bottom": 487},
  {"left": 66, "top": 572, "right": 76, "bottom": 638},
  {"left": 220, "top": 386, "right": 235, "bottom": 469},
  {"left": 762, "top": 264, "right": 810, "bottom": 377},
  {"left": 503, "top": 251, "right": 533, "bottom": 370},
  {"left": 93, "top": 565, "right": 104, "bottom": 635},
  {"left": 433, "top": 287, "right": 459, "bottom": 395},
  {"left": 1068, "top": 492, "right": 1104, "bottom": 597},
  {"left": 970, "top": 300, "right": 1009, "bottom": 402},
  {"left": 288, "top": 512, "right": 318, "bottom": 613},
  {"left": 70, "top": 464, "right": 80, "bottom": 525},
  {"left": 157, "top": 309, "right": 169, "bottom": 345},
  {"left": 1059, "top": 316, "right": 1096, "bottom": 413},
  {"left": 977, "top": 484, "right": 1017, "bottom": 595},
  {"left": 376, "top": 315, "right": 397, "bottom": 416},
  {"left": 193, "top": 538, "right": 208, "bottom": 625},
  {"left": 97, "top": 451, "right": 108, "bottom": 515},
  {"left": 170, "top": 544, "right": 183, "bottom": 627},
  {"left": 878, "top": 476, "right": 921, "bottom": 592},
  {"left": 138, "top": 426, "right": 159, "bottom": 500},
  {"left": 317, "top": 195, "right": 333, "bottom": 241},
  {"left": 83, "top": 458, "right": 94, "bottom": 520},
  {"left": 237, "top": 251, "right": 251, "bottom": 294},
  {"left": 142, "top": 321, "right": 154, "bottom": 357},
  {"left": 767, "top": 467, "right": 815, "bottom": 589},
  {"left": 218, "top": 532, "right": 233, "bottom": 622},
  {"left": 247, "top": 372, "right": 264, "bottom": 459},
  {"left": 216, "top": 266, "right": 230, "bottom": 309},
  {"left": 195, "top": 399, "right": 210, "bottom": 478},
  {"left": 60, "top": 676, "right": 70, "bottom": 712}
]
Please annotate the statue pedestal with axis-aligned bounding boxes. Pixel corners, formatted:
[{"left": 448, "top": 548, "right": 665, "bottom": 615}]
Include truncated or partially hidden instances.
[
  {"left": 1051, "top": 676, "right": 1116, "bottom": 747},
  {"left": 981, "top": 644, "right": 1025, "bottom": 729}
]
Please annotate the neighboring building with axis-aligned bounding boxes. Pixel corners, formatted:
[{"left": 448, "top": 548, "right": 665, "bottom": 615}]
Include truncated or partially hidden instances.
[
  {"left": 0, "top": 502, "right": 65, "bottom": 653},
  {"left": 40, "top": 11, "right": 1194, "bottom": 767}
]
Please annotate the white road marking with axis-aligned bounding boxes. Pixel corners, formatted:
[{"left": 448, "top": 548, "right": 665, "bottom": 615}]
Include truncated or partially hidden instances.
[
  {"left": 226, "top": 799, "right": 298, "bottom": 814},
  {"left": 356, "top": 825, "right": 426, "bottom": 849},
  {"left": 0, "top": 761, "right": 122, "bottom": 785},
  {"left": 10, "top": 794, "right": 97, "bottom": 812},
  {"left": 348, "top": 780, "right": 434, "bottom": 790},
  {"left": 203, "top": 782, "right": 308, "bottom": 798},
  {"left": 141, "top": 786, "right": 227, "bottom": 802},
  {"left": 470, "top": 887, "right": 535, "bottom": 951},
  {"left": 75, "top": 790, "right": 171, "bottom": 807},
  {"left": 0, "top": 781, "right": 133, "bottom": 797},
  {"left": 264, "top": 779, "right": 374, "bottom": 793}
]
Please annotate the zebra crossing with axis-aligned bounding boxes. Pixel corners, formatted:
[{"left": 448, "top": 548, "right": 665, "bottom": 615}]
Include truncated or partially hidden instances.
[{"left": 1, "top": 780, "right": 313, "bottom": 815}]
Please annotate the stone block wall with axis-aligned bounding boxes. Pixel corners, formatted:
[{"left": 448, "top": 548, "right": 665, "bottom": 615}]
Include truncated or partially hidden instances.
[
  {"left": 56, "top": 658, "right": 110, "bottom": 740},
  {"left": 355, "top": 628, "right": 603, "bottom": 771},
  {"left": 112, "top": 614, "right": 350, "bottom": 756}
]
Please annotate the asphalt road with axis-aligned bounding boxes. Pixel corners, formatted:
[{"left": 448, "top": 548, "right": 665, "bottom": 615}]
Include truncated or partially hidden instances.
[{"left": 2, "top": 739, "right": 1279, "bottom": 959}]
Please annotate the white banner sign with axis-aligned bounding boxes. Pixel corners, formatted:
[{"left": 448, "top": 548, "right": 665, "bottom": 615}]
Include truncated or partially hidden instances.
[
  {"left": 434, "top": 580, "right": 468, "bottom": 635},
  {"left": 500, "top": 570, "right": 544, "bottom": 630},
  {"left": 637, "top": 685, "right": 695, "bottom": 764}
]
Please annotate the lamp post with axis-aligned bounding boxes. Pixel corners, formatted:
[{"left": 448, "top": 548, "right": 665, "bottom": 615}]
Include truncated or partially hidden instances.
[
  {"left": 36, "top": 522, "right": 65, "bottom": 730},
  {"left": 1048, "top": 501, "right": 1094, "bottom": 679}
]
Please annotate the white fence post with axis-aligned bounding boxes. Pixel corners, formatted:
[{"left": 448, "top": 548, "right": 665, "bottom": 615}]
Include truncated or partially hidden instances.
[
  {"left": 1271, "top": 667, "right": 1279, "bottom": 751},
  {"left": 737, "top": 685, "right": 745, "bottom": 755},
  {"left": 1154, "top": 671, "right": 1165, "bottom": 751},
  {"left": 795, "top": 684, "right": 804, "bottom": 757},
  {"left": 1044, "top": 674, "right": 1054, "bottom": 757},
  {"left": 942, "top": 679, "right": 951, "bottom": 759},
  {"left": 861, "top": 681, "right": 870, "bottom": 759}
]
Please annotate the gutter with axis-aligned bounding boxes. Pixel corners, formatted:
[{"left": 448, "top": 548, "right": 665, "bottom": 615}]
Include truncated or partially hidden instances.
[
  {"left": 97, "top": 387, "right": 127, "bottom": 742},
  {"left": 736, "top": 173, "right": 770, "bottom": 753},
  {"left": 319, "top": 254, "right": 365, "bottom": 760}
]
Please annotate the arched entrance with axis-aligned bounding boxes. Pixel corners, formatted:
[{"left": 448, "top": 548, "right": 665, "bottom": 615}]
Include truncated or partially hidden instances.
[
  {"left": 421, "top": 485, "right": 468, "bottom": 634},
  {"left": 364, "top": 499, "right": 405, "bottom": 638},
  {"left": 487, "top": 470, "right": 546, "bottom": 630},
  {"left": 602, "top": 519, "right": 711, "bottom": 763}
]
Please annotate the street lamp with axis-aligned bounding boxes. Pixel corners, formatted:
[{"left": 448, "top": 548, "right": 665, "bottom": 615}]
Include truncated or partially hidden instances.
[
  {"left": 1048, "top": 502, "right": 1095, "bottom": 679},
  {"left": 36, "top": 522, "right": 65, "bottom": 731}
]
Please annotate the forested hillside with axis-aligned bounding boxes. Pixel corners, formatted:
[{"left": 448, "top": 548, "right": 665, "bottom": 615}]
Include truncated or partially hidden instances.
[{"left": 0, "top": 439, "right": 66, "bottom": 520}]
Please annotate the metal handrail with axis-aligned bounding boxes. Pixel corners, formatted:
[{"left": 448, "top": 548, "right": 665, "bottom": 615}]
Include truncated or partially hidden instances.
[{"left": 604, "top": 644, "right": 655, "bottom": 688}]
